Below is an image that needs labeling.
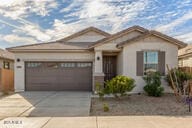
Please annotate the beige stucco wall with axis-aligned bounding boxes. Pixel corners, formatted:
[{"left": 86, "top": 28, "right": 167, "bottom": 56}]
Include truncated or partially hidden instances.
[
  {"left": 122, "top": 35, "right": 178, "bottom": 93},
  {"left": 14, "top": 52, "right": 95, "bottom": 92},
  {"left": 95, "top": 31, "right": 142, "bottom": 51},
  {"left": 117, "top": 51, "right": 123, "bottom": 75},
  {"left": 67, "top": 31, "right": 106, "bottom": 42}
]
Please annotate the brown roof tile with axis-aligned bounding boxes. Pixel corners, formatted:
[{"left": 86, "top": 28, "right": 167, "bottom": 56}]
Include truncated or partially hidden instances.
[
  {"left": 0, "top": 48, "right": 14, "bottom": 60},
  {"left": 179, "top": 44, "right": 192, "bottom": 57},
  {"left": 117, "top": 30, "right": 187, "bottom": 49}
]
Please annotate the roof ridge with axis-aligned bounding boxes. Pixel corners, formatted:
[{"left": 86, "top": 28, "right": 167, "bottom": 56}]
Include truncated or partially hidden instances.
[
  {"left": 117, "top": 30, "right": 187, "bottom": 49},
  {"left": 89, "top": 25, "right": 148, "bottom": 48},
  {"left": 59, "top": 26, "right": 110, "bottom": 42},
  {"left": 7, "top": 26, "right": 110, "bottom": 50}
]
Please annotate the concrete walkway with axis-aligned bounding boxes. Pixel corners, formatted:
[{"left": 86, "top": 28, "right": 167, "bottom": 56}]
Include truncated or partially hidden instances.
[
  {"left": 0, "top": 116, "right": 192, "bottom": 128},
  {"left": 0, "top": 91, "right": 91, "bottom": 117}
]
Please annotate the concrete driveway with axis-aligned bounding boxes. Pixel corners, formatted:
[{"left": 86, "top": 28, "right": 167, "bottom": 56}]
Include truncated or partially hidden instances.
[{"left": 0, "top": 91, "right": 91, "bottom": 117}]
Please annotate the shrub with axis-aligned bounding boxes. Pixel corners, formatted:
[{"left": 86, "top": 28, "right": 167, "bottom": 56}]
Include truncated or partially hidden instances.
[
  {"left": 104, "top": 76, "right": 135, "bottom": 98},
  {"left": 103, "top": 103, "right": 109, "bottom": 112},
  {"left": 165, "top": 68, "right": 192, "bottom": 92},
  {"left": 95, "top": 82, "right": 104, "bottom": 100},
  {"left": 143, "top": 71, "right": 164, "bottom": 97},
  {"left": 165, "top": 68, "right": 192, "bottom": 85}
]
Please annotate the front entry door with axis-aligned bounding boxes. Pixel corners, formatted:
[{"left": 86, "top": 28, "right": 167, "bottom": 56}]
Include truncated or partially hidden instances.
[{"left": 103, "top": 56, "right": 117, "bottom": 81}]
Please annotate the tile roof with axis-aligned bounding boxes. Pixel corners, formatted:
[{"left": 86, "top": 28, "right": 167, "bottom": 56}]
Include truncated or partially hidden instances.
[
  {"left": 117, "top": 30, "right": 187, "bottom": 49},
  {"left": 0, "top": 48, "right": 14, "bottom": 60},
  {"left": 7, "top": 25, "right": 188, "bottom": 52},
  {"left": 179, "top": 44, "right": 192, "bottom": 57}
]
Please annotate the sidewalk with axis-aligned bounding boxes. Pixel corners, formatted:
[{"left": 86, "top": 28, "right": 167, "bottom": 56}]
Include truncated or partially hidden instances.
[{"left": 0, "top": 116, "right": 192, "bottom": 128}]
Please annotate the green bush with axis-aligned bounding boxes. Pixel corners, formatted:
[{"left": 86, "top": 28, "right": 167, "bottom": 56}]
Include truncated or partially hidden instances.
[
  {"left": 143, "top": 71, "right": 164, "bottom": 97},
  {"left": 95, "top": 82, "right": 104, "bottom": 100},
  {"left": 103, "top": 103, "right": 109, "bottom": 112},
  {"left": 104, "top": 76, "right": 135, "bottom": 98},
  {"left": 165, "top": 68, "right": 192, "bottom": 92}
]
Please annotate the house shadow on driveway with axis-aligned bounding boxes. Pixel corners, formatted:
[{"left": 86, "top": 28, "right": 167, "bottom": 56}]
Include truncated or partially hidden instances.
[{"left": 0, "top": 91, "right": 91, "bottom": 117}]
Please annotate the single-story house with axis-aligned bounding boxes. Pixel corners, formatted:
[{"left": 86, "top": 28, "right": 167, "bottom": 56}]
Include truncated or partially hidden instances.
[
  {"left": 0, "top": 49, "right": 14, "bottom": 70},
  {"left": 178, "top": 44, "right": 192, "bottom": 67},
  {"left": 7, "top": 26, "right": 187, "bottom": 93}
]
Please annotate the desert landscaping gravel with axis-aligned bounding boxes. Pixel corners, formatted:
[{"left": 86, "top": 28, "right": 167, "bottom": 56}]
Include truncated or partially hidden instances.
[{"left": 90, "top": 94, "right": 192, "bottom": 116}]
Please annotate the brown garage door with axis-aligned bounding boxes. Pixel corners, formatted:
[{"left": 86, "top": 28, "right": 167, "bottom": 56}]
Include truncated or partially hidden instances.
[{"left": 25, "top": 62, "right": 92, "bottom": 91}]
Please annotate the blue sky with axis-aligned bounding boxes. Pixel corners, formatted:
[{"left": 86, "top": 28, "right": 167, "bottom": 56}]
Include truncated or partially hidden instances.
[{"left": 0, "top": 0, "right": 192, "bottom": 49}]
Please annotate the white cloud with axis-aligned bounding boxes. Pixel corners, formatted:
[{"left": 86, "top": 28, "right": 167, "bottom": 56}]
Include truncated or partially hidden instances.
[
  {"left": 79, "top": 0, "right": 113, "bottom": 18},
  {"left": 20, "top": 24, "right": 51, "bottom": 41},
  {"left": 175, "top": 32, "right": 192, "bottom": 43},
  {"left": 0, "top": 0, "right": 25, "bottom": 6},
  {"left": 56, "top": 0, "right": 150, "bottom": 35},
  {"left": 0, "top": 0, "right": 58, "bottom": 19},
  {"left": 0, "top": 0, "right": 151, "bottom": 45},
  {"left": 0, "top": 19, "right": 51, "bottom": 42},
  {"left": 156, "top": 12, "right": 192, "bottom": 32},
  {"left": 2, "top": 34, "right": 37, "bottom": 44}
]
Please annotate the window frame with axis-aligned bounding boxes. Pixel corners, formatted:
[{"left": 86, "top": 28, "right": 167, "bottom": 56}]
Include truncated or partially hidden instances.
[
  {"left": 60, "top": 62, "right": 76, "bottom": 68},
  {"left": 3, "top": 61, "right": 10, "bottom": 69},
  {"left": 27, "top": 62, "right": 42, "bottom": 68},
  {"left": 77, "top": 62, "right": 92, "bottom": 68},
  {"left": 143, "top": 50, "right": 159, "bottom": 75}
]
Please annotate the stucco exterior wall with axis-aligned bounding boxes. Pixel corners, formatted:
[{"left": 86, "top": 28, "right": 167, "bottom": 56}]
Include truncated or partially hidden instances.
[
  {"left": 67, "top": 31, "right": 106, "bottom": 42},
  {"left": 14, "top": 52, "right": 95, "bottom": 92},
  {"left": 95, "top": 31, "right": 142, "bottom": 51},
  {"left": 117, "top": 51, "right": 123, "bottom": 75},
  {"left": 122, "top": 36, "right": 178, "bottom": 93}
]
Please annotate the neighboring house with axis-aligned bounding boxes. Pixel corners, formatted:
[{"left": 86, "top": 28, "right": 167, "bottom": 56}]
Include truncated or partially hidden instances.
[
  {"left": 7, "top": 26, "right": 187, "bottom": 93},
  {"left": 0, "top": 49, "right": 14, "bottom": 70},
  {"left": 0, "top": 49, "right": 14, "bottom": 91},
  {"left": 178, "top": 44, "right": 192, "bottom": 67}
]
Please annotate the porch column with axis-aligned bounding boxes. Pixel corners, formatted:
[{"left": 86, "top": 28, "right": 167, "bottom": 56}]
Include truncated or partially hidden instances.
[{"left": 93, "top": 50, "right": 105, "bottom": 92}]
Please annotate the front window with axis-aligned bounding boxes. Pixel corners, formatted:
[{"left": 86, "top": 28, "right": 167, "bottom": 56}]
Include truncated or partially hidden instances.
[{"left": 144, "top": 51, "right": 158, "bottom": 75}]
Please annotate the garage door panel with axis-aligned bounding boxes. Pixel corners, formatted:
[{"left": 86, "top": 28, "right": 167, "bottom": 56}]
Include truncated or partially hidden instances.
[{"left": 25, "top": 62, "right": 92, "bottom": 91}]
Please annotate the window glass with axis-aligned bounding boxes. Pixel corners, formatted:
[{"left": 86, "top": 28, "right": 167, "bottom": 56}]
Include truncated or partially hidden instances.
[
  {"left": 27, "top": 63, "right": 42, "bottom": 68},
  {"left": 3, "top": 61, "right": 10, "bottom": 69},
  {"left": 61, "top": 63, "right": 75, "bottom": 68},
  {"left": 77, "top": 63, "right": 92, "bottom": 67},
  {"left": 144, "top": 51, "right": 158, "bottom": 75}
]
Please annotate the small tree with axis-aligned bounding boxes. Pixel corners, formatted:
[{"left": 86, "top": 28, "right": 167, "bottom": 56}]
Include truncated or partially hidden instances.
[
  {"left": 104, "top": 76, "right": 135, "bottom": 98},
  {"left": 143, "top": 71, "right": 164, "bottom": 97}
]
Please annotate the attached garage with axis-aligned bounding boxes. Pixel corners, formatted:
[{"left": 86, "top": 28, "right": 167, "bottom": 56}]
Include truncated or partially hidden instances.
[{"left": 25, "top": 62, "right": 92, "bottom": 91}]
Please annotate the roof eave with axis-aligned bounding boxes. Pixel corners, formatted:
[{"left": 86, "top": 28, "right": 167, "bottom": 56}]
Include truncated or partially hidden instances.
[
  {"left": 178, "top": 52, "right": 192, "bottom": 59},
  {"left": 0, "top": 56, "right": 14, "bottom": 61},
  {"left": 7, "top": 49, "right": 92, "bottom": 53},
  {"left": 117, "top": 31, "right": 187, "bottom": 49}
]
